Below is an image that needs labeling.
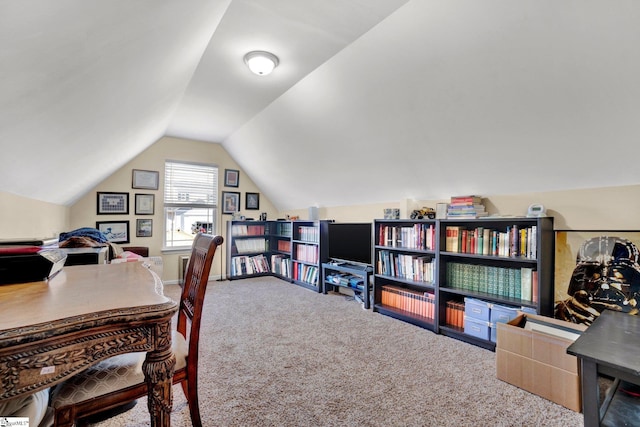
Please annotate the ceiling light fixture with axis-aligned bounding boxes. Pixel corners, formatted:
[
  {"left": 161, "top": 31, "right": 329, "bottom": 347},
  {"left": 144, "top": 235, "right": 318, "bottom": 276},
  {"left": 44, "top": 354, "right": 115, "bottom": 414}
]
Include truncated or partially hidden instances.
[{"left": 243, "top": 51, "right": 279, "bottom": 76}]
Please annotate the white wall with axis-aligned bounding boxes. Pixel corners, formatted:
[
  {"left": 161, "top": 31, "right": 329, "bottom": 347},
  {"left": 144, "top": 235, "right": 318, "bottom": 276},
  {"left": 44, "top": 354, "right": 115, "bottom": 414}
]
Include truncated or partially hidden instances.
[
  {"left": 283, "top": 184, "right": 640, "bottom": 231},
  {"left": 0, "top": 191, "right": 68, "bottom": 239}
]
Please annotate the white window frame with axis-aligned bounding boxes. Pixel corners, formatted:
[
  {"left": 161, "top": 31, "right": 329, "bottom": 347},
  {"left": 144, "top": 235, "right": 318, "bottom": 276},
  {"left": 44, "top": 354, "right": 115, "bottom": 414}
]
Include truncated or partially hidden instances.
[{"left": 163, "top": 160, "right": 218, "bottom": 250}]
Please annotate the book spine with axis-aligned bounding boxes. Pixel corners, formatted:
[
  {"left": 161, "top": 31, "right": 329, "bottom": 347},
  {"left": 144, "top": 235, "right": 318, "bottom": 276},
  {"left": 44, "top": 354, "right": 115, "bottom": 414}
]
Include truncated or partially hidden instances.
[{"left": 521, "top": 267, "right": 533, "bottom": 301}]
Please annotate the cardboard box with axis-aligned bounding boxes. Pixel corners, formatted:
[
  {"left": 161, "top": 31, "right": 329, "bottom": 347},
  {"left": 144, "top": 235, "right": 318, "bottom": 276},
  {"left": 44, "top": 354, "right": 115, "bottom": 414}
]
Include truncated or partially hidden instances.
[{"left": 496, "top": 312, "right": 587, "bottom": 412}]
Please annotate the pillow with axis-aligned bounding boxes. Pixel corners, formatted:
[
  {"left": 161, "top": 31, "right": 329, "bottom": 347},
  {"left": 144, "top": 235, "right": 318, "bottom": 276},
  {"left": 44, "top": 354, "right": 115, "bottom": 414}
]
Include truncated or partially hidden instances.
[{"left": 118, "top": 251, "right": 144, "bottom": 261}]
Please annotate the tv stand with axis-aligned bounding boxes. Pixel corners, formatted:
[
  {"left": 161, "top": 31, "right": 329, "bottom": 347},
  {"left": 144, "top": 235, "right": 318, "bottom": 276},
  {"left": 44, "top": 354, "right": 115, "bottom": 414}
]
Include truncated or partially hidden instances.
[{"left": 322, "top": 262, "right": 373, "bottom": 309}]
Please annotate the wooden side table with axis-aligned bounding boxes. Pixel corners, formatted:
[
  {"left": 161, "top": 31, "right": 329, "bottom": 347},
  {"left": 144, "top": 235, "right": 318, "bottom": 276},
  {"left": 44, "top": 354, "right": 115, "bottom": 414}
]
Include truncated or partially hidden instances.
[{"left": 567, "top": 309, "right": 640, "bottom": 427}]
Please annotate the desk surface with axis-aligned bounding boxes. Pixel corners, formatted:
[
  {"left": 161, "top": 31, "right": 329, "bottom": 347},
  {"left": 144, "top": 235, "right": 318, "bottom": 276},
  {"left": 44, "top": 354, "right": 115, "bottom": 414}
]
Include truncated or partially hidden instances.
[
  {"left": 0, "top": 263, "right": 177, "bottom": 426},
  {"left": 567, "top": 309, "right": 640, "bottom": 378},
  {"left": 0, "top": 262, "right": 170, "bottom": 333}
]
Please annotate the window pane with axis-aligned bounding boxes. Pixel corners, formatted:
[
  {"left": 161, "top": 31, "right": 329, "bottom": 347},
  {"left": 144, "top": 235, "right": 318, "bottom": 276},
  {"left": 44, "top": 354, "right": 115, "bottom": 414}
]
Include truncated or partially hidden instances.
[
  {"left": 164, "top": 160, "right": 218, "bottom": 249},
  {"left": 165, "top": 207, "right": 216, "bottom": 248}
]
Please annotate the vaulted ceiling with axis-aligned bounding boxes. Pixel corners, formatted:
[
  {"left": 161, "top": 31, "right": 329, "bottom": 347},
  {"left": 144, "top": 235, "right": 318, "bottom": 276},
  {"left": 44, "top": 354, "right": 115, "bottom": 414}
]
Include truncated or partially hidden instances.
[{"left": 2, "top": 1, "right": 639, "bottom": 211}]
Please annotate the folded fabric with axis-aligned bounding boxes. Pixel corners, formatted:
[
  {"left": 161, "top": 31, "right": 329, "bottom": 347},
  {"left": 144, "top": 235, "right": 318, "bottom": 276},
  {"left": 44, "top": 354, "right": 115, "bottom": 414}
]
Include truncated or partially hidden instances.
[
  {"left": 118, "top": 251, "right": 144, "bottom": 261},
  {"left": 59, "top": 227, "right": 109, "bottom": 244},
  {"left": 58, "top": 236, "right": 107, "bottom": 248}
]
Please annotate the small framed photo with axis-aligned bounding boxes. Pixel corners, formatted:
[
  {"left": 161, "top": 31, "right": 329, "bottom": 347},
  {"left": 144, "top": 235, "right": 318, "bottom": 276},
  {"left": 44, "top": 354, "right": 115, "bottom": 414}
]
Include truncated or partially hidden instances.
[
  {"left": 96, "top": 220, "right": 130, "bottom": 243},
  {"left": 132, "top": 169, "right": 159, "bottom": 190},
  {"left": 136, "top": 219, "right": 153, "bottom": 237},
  {"left": 135, "top": 193, "right": 155, "bottom": 215},
  {"left": 246, "top": 192, "right": 260, "bottom": 210},
  {"left": 222, "top": 191, "right": 240, "bottom": 214},
  {"left": 224, "top": 169, "right": 239, "bottom": 187},
  {"left": 97, "top": 192, "right": 129, "bottom": 215}
]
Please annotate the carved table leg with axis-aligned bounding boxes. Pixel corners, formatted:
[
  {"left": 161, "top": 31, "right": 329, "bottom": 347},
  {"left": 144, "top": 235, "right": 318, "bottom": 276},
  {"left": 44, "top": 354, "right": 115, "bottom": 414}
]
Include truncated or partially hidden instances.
[{"left": 142, "top": 321, "right": 176, "bottom": 427}]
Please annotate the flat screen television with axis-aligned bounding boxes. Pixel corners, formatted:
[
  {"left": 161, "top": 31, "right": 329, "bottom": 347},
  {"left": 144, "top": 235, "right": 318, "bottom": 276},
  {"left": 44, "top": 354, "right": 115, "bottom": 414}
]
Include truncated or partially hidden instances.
[{"left": 328, "top": 222, "right": 372, "bottom": 267}]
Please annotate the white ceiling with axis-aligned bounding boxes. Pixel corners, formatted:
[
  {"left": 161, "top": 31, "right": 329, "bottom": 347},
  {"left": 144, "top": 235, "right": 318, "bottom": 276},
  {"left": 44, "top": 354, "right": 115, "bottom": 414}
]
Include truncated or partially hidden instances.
[{"left": 2, "top": 1, "right": 640, "bottom": 211}]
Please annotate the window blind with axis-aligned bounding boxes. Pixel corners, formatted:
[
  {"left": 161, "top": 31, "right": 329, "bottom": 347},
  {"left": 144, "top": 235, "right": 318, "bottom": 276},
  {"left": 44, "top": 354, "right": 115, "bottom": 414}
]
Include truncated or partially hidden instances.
[{"left": 164, "top": 161, "right": 218, "bottom": 208}]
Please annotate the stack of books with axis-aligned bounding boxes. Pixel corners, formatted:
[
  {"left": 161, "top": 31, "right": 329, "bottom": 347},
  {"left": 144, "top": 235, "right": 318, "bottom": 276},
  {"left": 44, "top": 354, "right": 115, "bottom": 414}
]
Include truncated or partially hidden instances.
[{"left": 447, "top": 195, "right": 488, "bottom": 219}]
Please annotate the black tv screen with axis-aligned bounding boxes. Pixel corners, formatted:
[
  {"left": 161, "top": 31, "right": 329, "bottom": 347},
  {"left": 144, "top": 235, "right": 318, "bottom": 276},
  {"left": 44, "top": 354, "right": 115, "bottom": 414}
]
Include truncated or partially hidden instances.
[{"left": 328, "top": 222, "right": 372, "bottom": 266}]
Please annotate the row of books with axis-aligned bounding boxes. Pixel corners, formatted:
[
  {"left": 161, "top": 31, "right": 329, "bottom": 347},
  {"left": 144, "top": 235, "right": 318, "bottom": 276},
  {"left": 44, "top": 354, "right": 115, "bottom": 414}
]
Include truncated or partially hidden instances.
[
  {"left": 447, "top": 195, "right": 488, "bottom": 219},
  {"left": 445, "top": 262, "right": 538, "bottom": 302},
  {"left": 445, "top": 225, "right": 537, "bottom": 259},
  {"left": 271, "top": 254, "right": 290, "bottom": 277},
  {"left": 296, "top": 226, "right": 319, "bottom": 243},
  {"left": 231, "top": 224, "right": 265, "bottom": 236},
  {"left": 445, "top": 300, "right": 465, "bottom": 328},
  {"left": 381, "top": 285, "right": 435, "bottom": 320},
  {"left": 376, "top": 250, "right": 435, "bottom": 283},
  {"left": 273, "top": 222, "right": 292, "bottom": 237},
  {"left": 295, "top": 243, "right": 318, "bottom": 263},
  {"left": 234, "top": 237, "right": 268, "bottom": 254},
  {"left": 292, "top": 261, "right": 319, "bottom": 285},
  {"left": 377, "top": 223, "right": 436, "bottom": 250},
  {"left": 230, "top": 254, "right": 270, "bottom": 276},
  {"left": 277, "top": 239, "right": 291, "bottom": 252}
]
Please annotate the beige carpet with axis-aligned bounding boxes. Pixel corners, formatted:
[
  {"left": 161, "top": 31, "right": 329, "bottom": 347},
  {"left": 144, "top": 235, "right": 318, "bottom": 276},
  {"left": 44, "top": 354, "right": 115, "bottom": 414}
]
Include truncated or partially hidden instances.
[{"left": 92, "top": 276, "right": 584, "bottom": 427}]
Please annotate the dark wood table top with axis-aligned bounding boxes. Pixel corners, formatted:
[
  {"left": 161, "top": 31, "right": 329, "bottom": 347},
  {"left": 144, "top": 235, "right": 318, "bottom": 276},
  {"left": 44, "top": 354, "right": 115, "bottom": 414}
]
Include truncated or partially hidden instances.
[{"left": 567, "top": 309, "right": 640, "bottom": 377}]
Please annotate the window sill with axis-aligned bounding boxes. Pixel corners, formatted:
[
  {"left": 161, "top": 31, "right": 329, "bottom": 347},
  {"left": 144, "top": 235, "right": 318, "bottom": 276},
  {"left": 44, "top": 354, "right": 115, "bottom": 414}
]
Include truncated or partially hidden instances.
[{"left": 161, "top": 247, "right": 192, "bottom": 254}]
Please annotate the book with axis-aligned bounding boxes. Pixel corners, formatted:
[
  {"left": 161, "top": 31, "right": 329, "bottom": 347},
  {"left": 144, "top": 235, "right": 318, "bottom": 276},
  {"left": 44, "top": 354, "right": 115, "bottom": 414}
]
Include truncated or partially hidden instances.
[
  {"left": 450, "top": 195, "right": 483, "bottom": 205},
  {"left": 446, "top": 197, "right": 488, "bottom": 218},
  {"left": 521, "top": 267, "right": 533, "bottom": 301},
  {"left": 445, "top": 226, "right": 462, "bottom": 252}
]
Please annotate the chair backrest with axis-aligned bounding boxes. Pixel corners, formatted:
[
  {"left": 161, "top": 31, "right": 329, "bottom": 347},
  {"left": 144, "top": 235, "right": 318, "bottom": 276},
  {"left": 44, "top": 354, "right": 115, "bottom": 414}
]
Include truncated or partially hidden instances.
[{"left": 177, "top": 233, "right": 224, "bottom": 363}]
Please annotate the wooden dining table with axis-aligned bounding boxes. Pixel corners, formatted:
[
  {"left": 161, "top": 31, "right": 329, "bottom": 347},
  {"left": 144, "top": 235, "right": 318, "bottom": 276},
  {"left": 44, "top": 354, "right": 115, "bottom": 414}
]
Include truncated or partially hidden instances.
[{"left": 0, "top": 261, "right": 178, "bottom": 426}]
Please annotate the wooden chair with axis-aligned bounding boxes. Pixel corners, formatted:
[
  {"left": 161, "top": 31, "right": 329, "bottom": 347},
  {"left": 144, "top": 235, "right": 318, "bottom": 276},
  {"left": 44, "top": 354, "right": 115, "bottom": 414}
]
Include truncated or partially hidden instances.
[{"left": 49, "top": 233, "right": 224, "bottom": 427}]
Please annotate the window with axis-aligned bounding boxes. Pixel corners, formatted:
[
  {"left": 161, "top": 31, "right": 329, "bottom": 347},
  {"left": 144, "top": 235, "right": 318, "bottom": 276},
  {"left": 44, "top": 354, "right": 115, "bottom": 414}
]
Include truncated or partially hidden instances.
[{"left": 164, "top": 160, "right": 218, "bottom": 249}]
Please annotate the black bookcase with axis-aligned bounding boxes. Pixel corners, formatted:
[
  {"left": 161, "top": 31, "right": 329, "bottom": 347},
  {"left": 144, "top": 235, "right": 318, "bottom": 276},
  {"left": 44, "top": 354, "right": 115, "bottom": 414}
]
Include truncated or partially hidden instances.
[
  {"left": 226, "top": 220, "right": 271, "bottom": 279},
  {"left": 437, "top": 217, "right": 554, "bottom": 350},
  {"left": 226, "top": 220, "right": 329, "bottom": 292},
  {"left": 268, "top": 220, "right": 292, "bottom": 280},
  {"left": 372, "top": 219, "right": 438, "bottom": 331},
  {"left": 372, "top": 217, "right": 554, "bottom": 350},
  {"left": 290, "top": 220, "right": 330, "bottom": 292}
]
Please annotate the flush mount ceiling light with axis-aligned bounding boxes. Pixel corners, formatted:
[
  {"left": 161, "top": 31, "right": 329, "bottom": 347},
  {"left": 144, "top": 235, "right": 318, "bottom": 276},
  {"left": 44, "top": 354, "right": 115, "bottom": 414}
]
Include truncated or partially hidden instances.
[{"left": 243, "top": 51, "right": 279, "bottom": 76}]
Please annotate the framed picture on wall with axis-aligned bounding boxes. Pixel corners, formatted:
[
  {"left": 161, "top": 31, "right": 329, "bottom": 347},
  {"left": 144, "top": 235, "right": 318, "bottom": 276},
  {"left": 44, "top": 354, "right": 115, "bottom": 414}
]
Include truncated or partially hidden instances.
[
  {"left": 222, "top": 191, "right": 240, "bottom": 214},
  {"left": 135, "top": 193, "right": 155, "bottom": 215},
  {"left": 246, "top": 192, "right": 259, "bottom": 210},
  {"left": 96, "top": 220, "right": 130, "bottom": 243},
  {"left": 136, "top": 219, "right": 153, "bottom": 237},
  {"left": 132, "top": 169, "right": 159, "bottom": 190},
  {"left": 224, "top": 169, "right": 239, "bottom": 187},
  {"left": 97, "top": 192, "right": 129, "bottom": 215},
  {"left": 554, "top": 230, "right": 640, "bottom": 326}
]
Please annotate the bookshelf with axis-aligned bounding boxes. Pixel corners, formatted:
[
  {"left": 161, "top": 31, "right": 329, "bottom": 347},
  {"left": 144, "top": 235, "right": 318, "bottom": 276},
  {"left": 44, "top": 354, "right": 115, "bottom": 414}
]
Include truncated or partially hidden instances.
[
  {"left": 372, "top": 219, "right": 438, "bottom": 331},
  {"left": 226, "top": 220, "right": 271, "bottom": 279},
  {"left": 226, "top": 220, "right": 329, "bottom": 292},
  {"left": 372, "top": 217, "right": 554, "bottom": 350},
  {"left": 290, "top": 220, "right": 330, "bottom": 292},
  {"left": 268, "top": 220, "right": 292, "bottom": 280},
  {"left": 437, "top": 216, "right": 554, "bottom": 350}
]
